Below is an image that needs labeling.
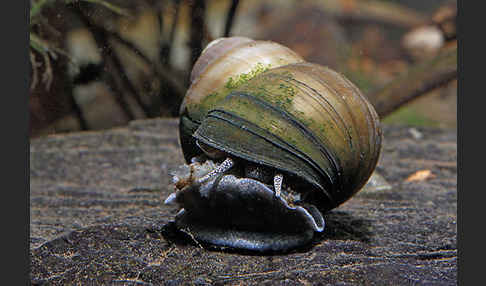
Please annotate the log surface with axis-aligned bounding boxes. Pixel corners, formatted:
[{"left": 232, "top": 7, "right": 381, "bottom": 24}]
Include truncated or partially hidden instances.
[{"left": 30, "top": 118, "right": 457, "bottom": 285}]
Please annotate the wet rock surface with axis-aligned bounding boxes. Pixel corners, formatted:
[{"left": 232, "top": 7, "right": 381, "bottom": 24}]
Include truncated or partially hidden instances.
[{"left": 30, "top": 118, "right": 457, "bottom": 285}]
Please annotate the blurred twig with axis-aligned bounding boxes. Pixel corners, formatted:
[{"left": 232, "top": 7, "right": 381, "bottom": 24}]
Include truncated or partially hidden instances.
[
  {"left": 188, "top": 0, "right": 206, "bottom": 69},
  {"left": 31, "top": 0, "right": 130, "bottom": 19},
  {"left": 30, "top": 32, "right": 66, "bottom": 59},
  {"left": 71, "top": 0, "right": 131, "bottom": 17},
  {"left": 30, "top": 31, "right": 70, "bottom": 93},
  {"left": 432, "top": 0, "right": 457, "bottom": 41},
  {"left": 311, "top": 0, "right": 427, "bottom": 29},
  {"left": 72, "top": 3, "right": 139, "bottom": 120},
  {"left": 30, "top": 51, "right": 39, "bottom": 91},
  {"left": 369, "top": 43, "right": 457, "bottom": 118},
  {"left": 30, "top": 0, "right": 91, "bottom": 132},
  {"left": 224, "top": 0, "right": 240, "bottom": 37},
  {"left": 29, "top": 0, "right": 129, "bottom": 91},
  {"left": 108, "top": 29, "right": 186, "bottom": 114},
  {"left": 71, "top": 1, "right": 187, "bottom": 117},
  {"left": 160, "top": 0, "right": 181, "bottom": 65}
]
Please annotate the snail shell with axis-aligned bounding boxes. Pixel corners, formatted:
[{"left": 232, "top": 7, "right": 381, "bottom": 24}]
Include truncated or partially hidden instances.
[{"left": 165, "top": 37, "right": 382, "bottom": 252}]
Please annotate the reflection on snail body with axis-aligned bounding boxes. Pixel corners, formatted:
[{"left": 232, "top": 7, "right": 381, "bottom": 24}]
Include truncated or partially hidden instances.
[{"left": 164, "top": 37, "right": 383, "bottom": 252}]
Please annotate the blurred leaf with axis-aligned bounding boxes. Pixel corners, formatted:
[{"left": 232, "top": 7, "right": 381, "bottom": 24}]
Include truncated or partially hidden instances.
[{"left": 405, "top": 170, "right": 434, "bottom": 182}]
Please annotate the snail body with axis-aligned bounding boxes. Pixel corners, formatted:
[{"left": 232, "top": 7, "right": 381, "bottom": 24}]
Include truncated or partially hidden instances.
[{"left": 165, "top": 37, "right": 382, "bottom": 252}]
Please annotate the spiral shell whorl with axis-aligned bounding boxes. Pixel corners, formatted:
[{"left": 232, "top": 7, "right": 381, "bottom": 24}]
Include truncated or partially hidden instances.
[
  {"left": 180, "top": 38, "right": 305, "bottom": 122},
  {"left": 189, "top": 37, "right": 254, "bottom": 84}
]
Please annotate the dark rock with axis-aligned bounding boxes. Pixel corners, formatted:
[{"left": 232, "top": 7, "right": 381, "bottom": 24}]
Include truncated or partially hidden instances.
[{"left": 30, "top": 119, "right": 457, "bottom": 285}]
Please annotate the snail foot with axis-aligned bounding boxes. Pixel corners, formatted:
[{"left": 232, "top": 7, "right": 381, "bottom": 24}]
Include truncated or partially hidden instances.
[{"left": 165, "top": 162, "right": 325, "bottom": 252}]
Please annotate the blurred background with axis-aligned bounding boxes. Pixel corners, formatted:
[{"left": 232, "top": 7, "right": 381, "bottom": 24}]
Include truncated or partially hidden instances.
[{"left": 29, "top": 0, "right": 457, "bottom": 138}]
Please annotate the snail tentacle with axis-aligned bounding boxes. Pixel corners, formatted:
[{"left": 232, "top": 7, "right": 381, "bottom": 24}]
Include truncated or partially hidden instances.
[
  {"left": 274, "top": 173, "right": 283, "bottom": 198},
  {"left": 196, "top": 157, "right": 234, "bottom": 184}
]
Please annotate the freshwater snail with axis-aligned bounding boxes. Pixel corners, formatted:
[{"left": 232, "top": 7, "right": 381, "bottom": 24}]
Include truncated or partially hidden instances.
[{"left": 164, "top": 37, "right": 382, "bottom": 252}]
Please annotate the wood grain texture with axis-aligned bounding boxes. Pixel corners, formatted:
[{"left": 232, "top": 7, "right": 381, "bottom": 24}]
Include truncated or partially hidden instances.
[{"left": 30, "top": 118, "right": 457, "bottom": 285}]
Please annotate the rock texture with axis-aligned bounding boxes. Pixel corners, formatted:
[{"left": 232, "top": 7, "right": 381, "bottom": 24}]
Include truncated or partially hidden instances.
[{"left": 30, "top": 118, "right": 457, "bottom": 285}]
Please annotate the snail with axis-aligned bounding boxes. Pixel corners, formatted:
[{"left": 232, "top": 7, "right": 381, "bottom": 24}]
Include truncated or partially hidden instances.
[{"left": 164, "top": 37, "right": 382, "bottom": 252}]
